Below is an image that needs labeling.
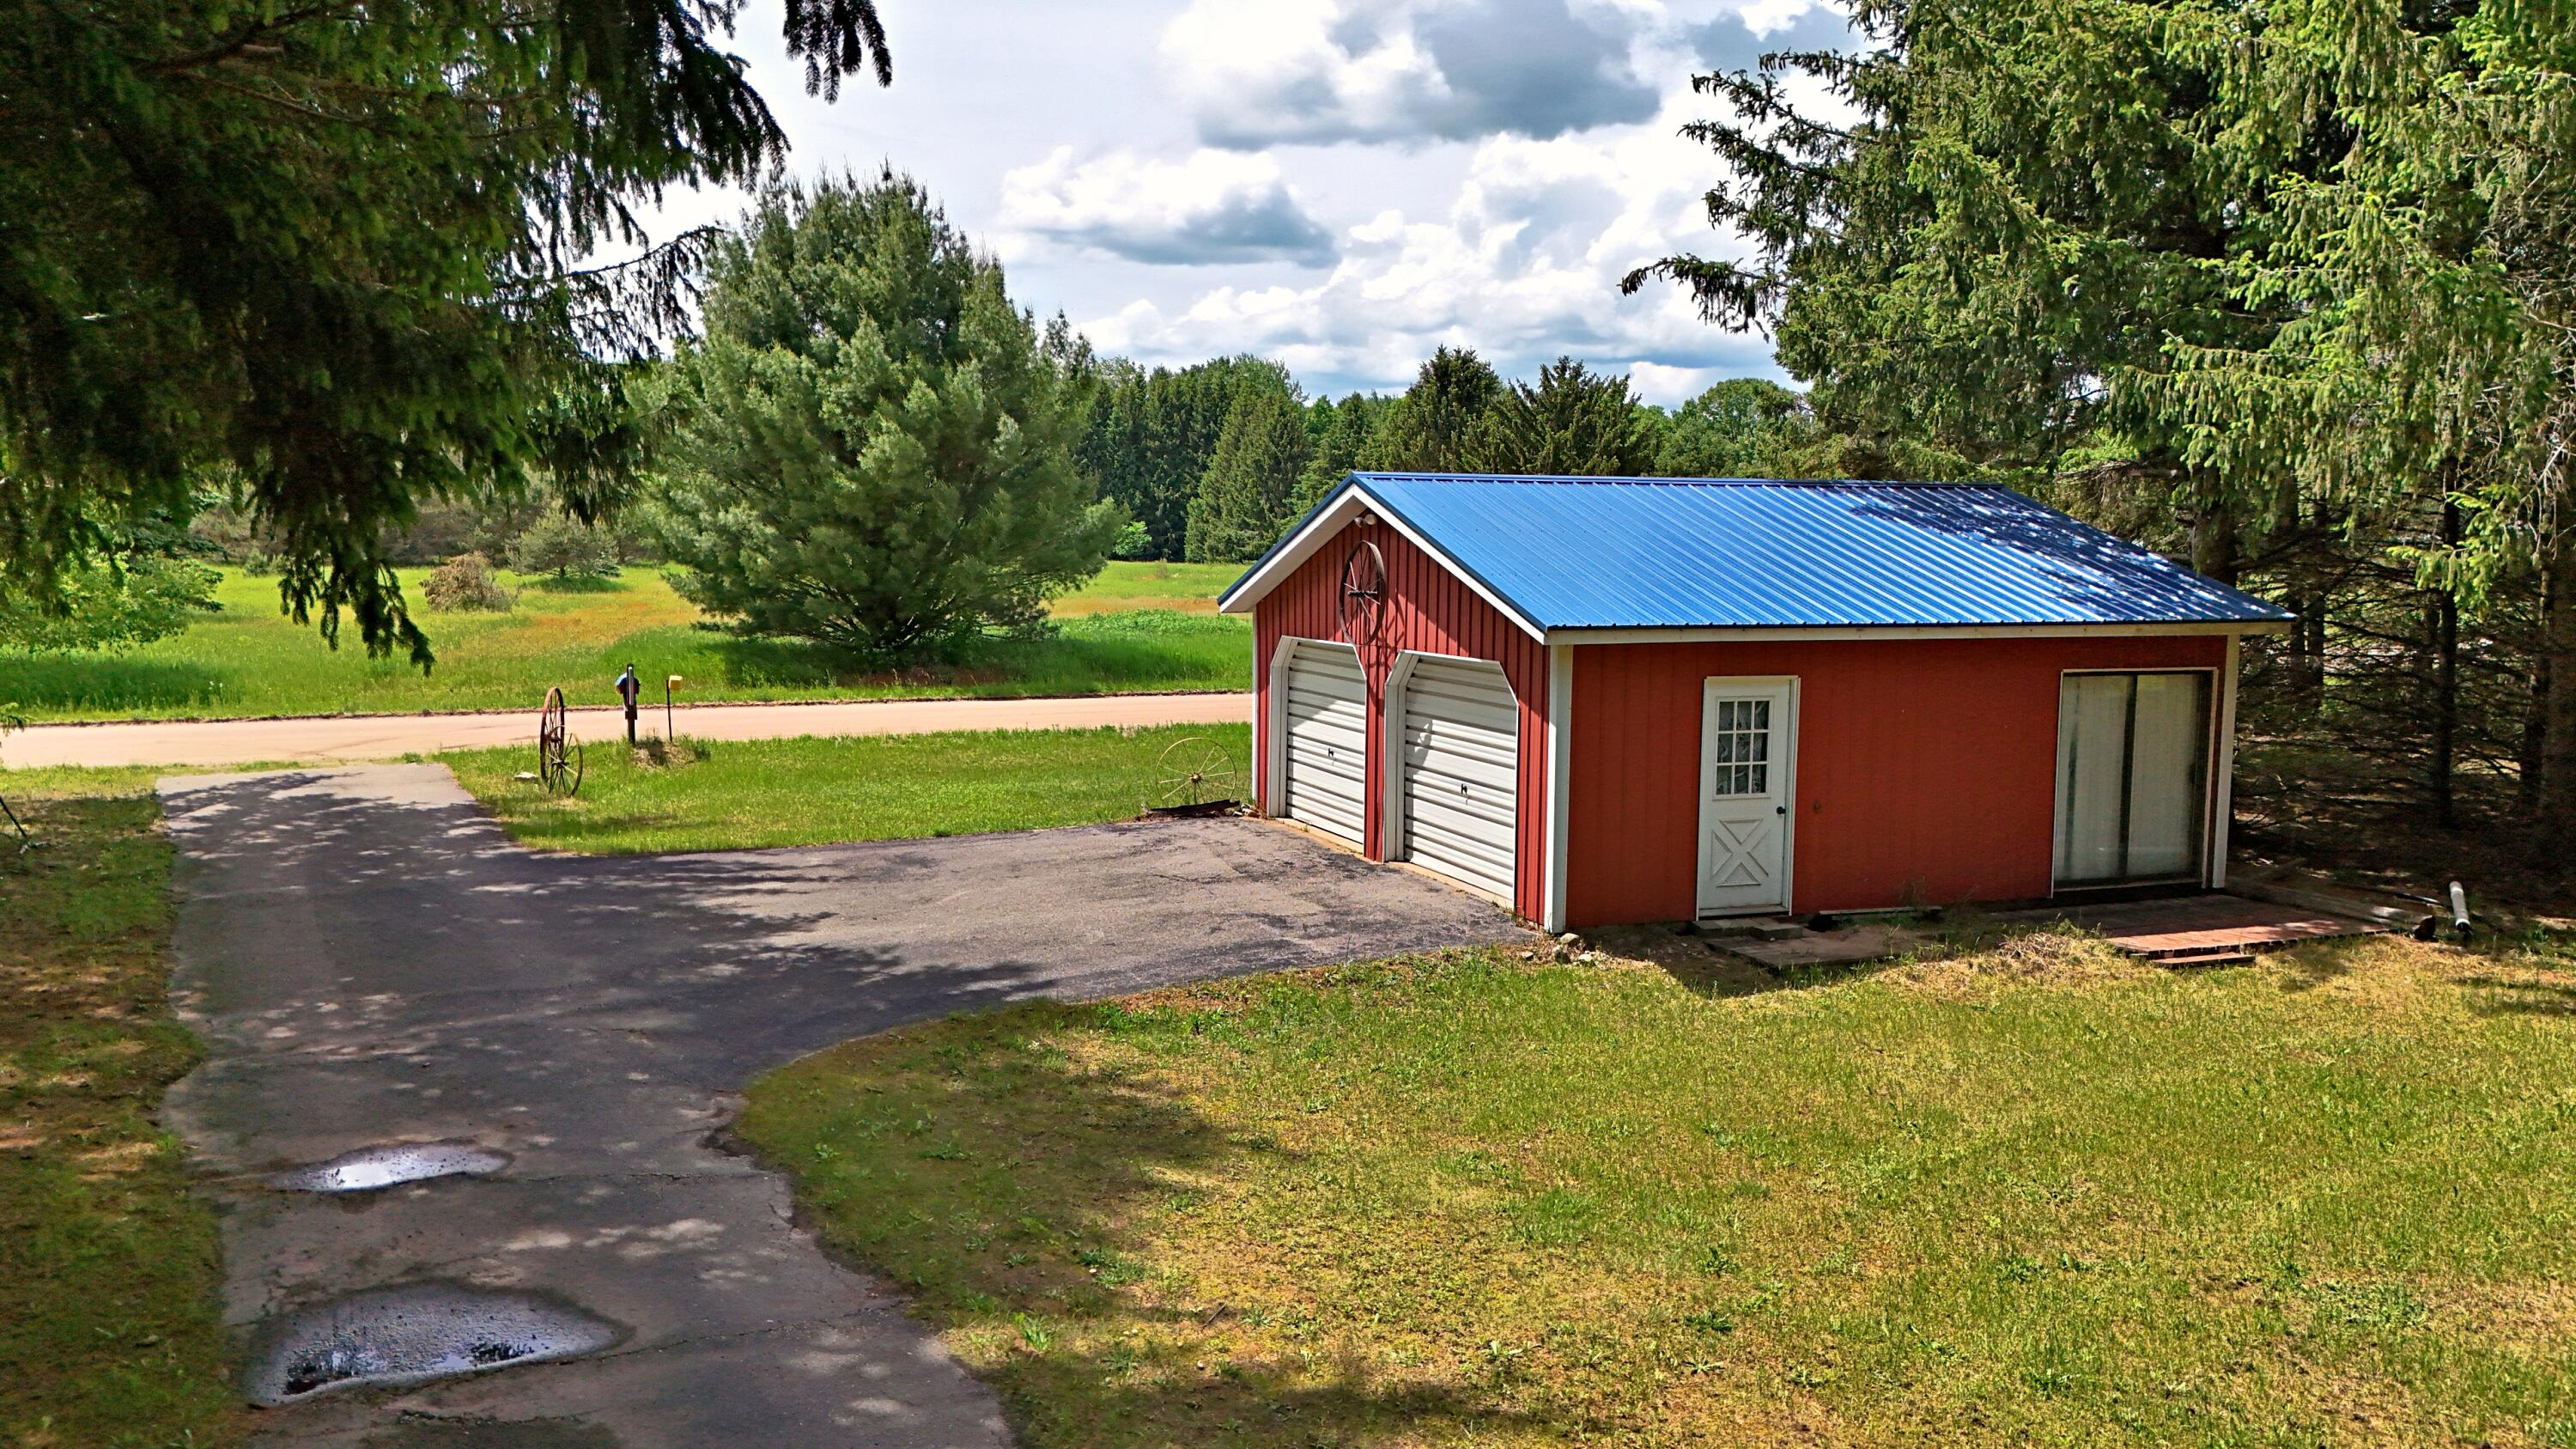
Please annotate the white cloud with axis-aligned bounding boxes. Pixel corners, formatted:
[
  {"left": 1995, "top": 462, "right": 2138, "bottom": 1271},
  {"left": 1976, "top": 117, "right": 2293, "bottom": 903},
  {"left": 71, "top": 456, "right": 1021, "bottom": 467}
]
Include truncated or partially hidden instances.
[
  {"left": 1078, "top": 83, "right": 1784, "bottom": 400},
  {"left": 1161, "top": 0, "right": 1665, "bottom": 149},
  {"left": 997, "top": 148, "right": 1337, "bottom": 266}
]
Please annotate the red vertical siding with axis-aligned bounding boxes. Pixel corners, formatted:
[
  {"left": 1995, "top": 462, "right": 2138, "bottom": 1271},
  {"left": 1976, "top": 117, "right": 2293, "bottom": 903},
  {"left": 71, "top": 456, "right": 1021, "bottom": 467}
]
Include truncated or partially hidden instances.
[
  {"left": 1564, "top": 634, "right": 2231, "bottom": 926},
  {"left": 1254, "top": 523, "right": 1550, "bottom": 922}
]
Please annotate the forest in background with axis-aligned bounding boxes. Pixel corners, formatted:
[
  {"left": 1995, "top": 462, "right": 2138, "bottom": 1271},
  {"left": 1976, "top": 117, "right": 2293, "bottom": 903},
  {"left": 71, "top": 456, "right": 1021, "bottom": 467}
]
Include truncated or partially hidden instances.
[{"left": 1605, "top": 0, "right": 2576, "bottom": 894}]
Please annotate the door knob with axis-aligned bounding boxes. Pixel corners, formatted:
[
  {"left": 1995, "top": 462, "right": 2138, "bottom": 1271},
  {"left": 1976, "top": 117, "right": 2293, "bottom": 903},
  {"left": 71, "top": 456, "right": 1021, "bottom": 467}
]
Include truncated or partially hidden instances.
[{"left": 1776, "top": 805, "right": 1786, "bottom": 814}]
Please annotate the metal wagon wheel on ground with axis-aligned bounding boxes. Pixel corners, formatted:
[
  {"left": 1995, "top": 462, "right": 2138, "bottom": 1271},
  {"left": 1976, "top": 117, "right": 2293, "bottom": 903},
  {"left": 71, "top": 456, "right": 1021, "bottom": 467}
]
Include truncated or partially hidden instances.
[
  {"left": 537, "top": 687, "right": 585, "bottom": 797},
  {"left": 1151, "top": 735, "right": 1238, "bottom": 811}
]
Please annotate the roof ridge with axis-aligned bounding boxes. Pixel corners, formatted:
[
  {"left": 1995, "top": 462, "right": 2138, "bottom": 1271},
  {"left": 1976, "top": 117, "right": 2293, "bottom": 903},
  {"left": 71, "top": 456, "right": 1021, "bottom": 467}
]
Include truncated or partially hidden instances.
[{"left": 1349, "top": 472, "right": 1996, "bottom": 490}]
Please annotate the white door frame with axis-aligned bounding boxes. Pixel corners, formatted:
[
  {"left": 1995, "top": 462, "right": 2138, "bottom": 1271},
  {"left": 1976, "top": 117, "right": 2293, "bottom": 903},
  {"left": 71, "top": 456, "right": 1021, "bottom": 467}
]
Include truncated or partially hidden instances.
[
  {"left": 1382, "top": 648, "right": 1519, "bottom": 902},
  {"left": 1696, "top": 675, "right": 1800, "bottom": 918},
  {"left": 2047, "top": 666, "right": 2221, "bottom": 894}
]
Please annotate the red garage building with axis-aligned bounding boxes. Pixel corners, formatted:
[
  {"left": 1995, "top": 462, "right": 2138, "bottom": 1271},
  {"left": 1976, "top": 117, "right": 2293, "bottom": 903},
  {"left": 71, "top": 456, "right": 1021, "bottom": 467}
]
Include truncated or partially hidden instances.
[{"left": 1217, "top": 473, "right": 2290, "bottom": 934}]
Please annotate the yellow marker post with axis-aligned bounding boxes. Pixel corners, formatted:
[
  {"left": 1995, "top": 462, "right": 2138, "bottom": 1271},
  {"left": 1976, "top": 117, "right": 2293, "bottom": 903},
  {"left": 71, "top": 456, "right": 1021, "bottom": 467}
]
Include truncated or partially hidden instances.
[{"left": 665, "top": 675, "right": 683, "bottom": 741}]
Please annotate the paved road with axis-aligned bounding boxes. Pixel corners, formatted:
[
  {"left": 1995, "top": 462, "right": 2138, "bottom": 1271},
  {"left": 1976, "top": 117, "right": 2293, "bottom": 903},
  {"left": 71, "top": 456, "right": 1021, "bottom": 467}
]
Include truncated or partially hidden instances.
[
  {"left": 161, "top": 764, "right": 1524, "bottom": 1446},
  {"left": 9, "top": 692, "right": 1252, "bottom": 769}
]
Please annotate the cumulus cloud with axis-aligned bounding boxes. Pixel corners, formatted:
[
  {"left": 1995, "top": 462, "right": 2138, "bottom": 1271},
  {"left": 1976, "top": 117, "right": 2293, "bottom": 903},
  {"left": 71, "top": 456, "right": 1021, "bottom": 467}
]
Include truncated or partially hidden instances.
[
  {"left": 997, "top": 149, "right": 1338, "bottom": 266},
  {"left": 1078, "top": 107, "right": 1783, "bottom": 401},
  {"left": 1163, "top": 0, "right": 1664, "bottom": 149}
]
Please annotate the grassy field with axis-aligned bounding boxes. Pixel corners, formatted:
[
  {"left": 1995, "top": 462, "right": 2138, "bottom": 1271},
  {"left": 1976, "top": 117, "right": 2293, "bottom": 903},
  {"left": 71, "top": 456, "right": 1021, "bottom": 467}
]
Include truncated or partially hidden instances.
[
  {"left": 0, "top": 780, "right": 241, "bottom": 1449},
  {"left": 440, "top": 722, "right": 1253, "bottom": 854},
  {"left": 2, "top": 563, "right": 1251, "bottom": 723},
  {"left": 740, "top": 926, "right": 2576, "bottom": 1448}
]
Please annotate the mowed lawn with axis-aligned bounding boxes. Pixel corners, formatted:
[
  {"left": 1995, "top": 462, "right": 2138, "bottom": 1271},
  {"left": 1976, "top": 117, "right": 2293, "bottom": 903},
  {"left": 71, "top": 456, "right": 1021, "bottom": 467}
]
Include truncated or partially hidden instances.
[
  {"left": 441, "top": 722, "right": 1253, "bottom": 854},
  {"left": 0, "top": 781, "right": 241, "bottom": 1449},
  {"left": 741, "top": 928, "right": 2576, "bottom": 1448},
  {"left": 3, "top": 563, "right": 1251, "bottom": 722}
]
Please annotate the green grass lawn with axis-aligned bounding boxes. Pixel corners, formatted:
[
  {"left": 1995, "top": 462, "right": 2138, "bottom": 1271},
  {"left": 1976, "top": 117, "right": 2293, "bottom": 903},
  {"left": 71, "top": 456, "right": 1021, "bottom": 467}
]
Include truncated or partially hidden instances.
[
  {"left": 739, "top": 927, "right": 2576, "bottom": 1448},
  {"left": 440, "top": 722, "right": 1253, "bottom": 854},
  {"left": 3, "top": 563, "right": 1251, "bottom": 723},
  {"left": 0, "top": 779, "right": 241, "bottom": 1449}
]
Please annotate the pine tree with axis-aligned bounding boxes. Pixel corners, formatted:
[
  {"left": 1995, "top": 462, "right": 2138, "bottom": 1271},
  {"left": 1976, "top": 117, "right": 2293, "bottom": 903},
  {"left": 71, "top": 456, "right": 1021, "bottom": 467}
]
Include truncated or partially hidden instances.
[
  {"left": 1466, "top": 357, "right": 1656, "bottom": 475},
  {"left": 1078, "top": 356, "right": 1295, "bottom": 558},
  {"left": 1366, "top": 347, "right": 1504, "bottom": 472},
  {"left": 0, "top": 0, "right": 894, "bottom": 663},
  {"left": 1186, "top": 388, "right": 1314, "bottom": 562},
  {"left": 651, "top": 173, "right": 1121, "bottom": 661},
  {"left": 1293, "top": 393, "right": 1385, "bottom": 511}
]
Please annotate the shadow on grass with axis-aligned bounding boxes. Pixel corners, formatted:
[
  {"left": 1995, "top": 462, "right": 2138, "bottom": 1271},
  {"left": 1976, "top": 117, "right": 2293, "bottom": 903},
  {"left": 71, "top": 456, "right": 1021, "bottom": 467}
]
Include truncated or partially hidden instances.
[
  {"left": 693, "top": 618, "right": 1245, "bottom": 694},
  {"left": 745, "top": 998, "right": 1571, "bottom": 1446},
  {"left": 2451, "top": 973, "right": 2576, "bottom": 1018},
  {"left": 514, "top": 574, "right": 626, "bottom": 594}
]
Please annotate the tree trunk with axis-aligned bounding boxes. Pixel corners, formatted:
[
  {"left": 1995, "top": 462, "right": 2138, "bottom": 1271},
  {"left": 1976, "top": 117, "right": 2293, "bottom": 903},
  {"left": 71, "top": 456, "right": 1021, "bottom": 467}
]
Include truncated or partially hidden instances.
[
  {"left": 2540, "top": 532, "right": 2576, "bottom": 837},
  {"left": 2192, "top": 477, "right": 2240, "bottom": 587},
  {"left": 2525, "top": 649, "right": 2553, "bottom": 813},
  {"left": 2427, "top": 499, "right": 2461, "bottom": 828}
]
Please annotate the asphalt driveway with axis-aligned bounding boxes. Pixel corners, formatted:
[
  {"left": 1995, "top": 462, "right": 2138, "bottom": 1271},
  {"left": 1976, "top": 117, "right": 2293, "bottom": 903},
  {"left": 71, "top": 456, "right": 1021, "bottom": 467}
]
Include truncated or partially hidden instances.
[{"left": 161, "top": 764, "right": 1526, "bottom": 1446}]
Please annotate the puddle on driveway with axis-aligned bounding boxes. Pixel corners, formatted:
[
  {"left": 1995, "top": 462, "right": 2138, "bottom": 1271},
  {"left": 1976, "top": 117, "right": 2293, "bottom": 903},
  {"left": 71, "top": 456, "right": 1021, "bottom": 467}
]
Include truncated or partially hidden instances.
[
  {"left": 268, "top": 1142, "right": 512, "bottom": 1194},
  {"left": 243, "top": 1283, "right": 621, "bottom": 1406}
]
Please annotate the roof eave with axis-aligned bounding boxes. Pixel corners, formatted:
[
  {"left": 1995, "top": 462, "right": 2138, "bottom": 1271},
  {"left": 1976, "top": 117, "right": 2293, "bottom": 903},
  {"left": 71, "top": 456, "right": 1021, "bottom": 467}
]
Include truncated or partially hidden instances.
[{"left": 1541, "top": 618, "right": 2293, "bottom": 645}]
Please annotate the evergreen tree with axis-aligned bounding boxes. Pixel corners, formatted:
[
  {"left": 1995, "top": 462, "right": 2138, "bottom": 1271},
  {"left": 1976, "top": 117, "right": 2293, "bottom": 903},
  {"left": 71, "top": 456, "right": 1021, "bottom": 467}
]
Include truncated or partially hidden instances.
[
  {"left": 651, "top": 173, "right": 1121, "bottom": 661},
  {"left": 1186, "top": 387, "right": 1314, "bottom": 562},
  {"left": 1367, "top": 347, "right": 1504, "bottom": 472},
  {"left": 0, "top": 0, "right": 893, "bottom": 663},
  {"left": 1654, "top": 379, "right": 1813, "bottom": 478},
  {"left": 1293, "top": 393, "right": 1386, "bottom": 510},
  {"left": 1466, "top": 357, "right": 1656, "bottom": 475},
  {"left": 1078, "top": 356, "right": 1295, "bottom": 557}
]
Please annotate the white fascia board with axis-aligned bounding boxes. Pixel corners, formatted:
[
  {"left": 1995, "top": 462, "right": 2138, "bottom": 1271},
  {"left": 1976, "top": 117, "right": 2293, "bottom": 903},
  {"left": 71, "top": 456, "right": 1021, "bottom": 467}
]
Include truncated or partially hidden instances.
[
  {"left": 1217, "top": 483, "right": 1549, "bottom": 643},
  {"left": 1545, "top": 620, "right": 2290, "bottom": 646},
  {"left": 1216, "top": 487, "right": 1370, "bottom": 615}
]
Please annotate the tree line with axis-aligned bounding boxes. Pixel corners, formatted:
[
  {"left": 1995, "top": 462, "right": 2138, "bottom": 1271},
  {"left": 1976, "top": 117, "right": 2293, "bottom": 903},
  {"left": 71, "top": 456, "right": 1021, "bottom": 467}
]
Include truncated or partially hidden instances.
[{"left": 1085, "top": 347, "right": 1814, "bottom": 563}]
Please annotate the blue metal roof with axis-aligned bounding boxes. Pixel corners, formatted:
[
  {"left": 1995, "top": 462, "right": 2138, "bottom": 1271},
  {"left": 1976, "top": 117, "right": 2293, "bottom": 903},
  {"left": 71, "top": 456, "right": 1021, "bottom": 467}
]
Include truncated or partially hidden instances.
[{"left": 1220, "top": 473, "right": 2289, "bottom": 632}]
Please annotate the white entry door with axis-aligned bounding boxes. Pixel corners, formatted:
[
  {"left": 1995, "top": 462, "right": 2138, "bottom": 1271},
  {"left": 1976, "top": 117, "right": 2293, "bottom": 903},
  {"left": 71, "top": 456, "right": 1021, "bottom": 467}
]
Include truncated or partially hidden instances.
[
  {"left": 1393, "top": 654, "right": 1518, "bottom": 901},
  {"left": 1698, "top": 679, "right": 1797, "bottom": 916},
  {"left": 1279, "top": 639, "right": 1369, "bottom": 844}
]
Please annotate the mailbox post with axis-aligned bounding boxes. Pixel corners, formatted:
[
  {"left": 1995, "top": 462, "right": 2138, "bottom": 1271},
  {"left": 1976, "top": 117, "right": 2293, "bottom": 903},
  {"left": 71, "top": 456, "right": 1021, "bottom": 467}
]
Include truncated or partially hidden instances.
[{"left": 613, "top": 664, "right": 641, "bottom": 745}]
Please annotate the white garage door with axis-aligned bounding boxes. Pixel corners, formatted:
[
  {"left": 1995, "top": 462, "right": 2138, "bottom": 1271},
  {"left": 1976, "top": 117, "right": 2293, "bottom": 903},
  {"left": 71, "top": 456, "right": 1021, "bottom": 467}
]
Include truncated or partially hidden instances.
[
  {"left": 1279, "top": 639, "right": 1368, "bottom": 844},
  {"left": 1395, "top": 655, "right": 1518, "bottom": 901}
]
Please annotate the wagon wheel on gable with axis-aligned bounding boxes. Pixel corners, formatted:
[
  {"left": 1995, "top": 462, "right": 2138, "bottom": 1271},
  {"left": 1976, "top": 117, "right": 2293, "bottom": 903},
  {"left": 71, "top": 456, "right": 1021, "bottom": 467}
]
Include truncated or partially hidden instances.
[
  {"left": 1339, "top": 539, "right": 1387, "bottom": 647},
  {"left": 1152, "top": 736, "right": 1238, "bottom": 808},
  {"left": 537, "top": 687, "right": 584, "bottom": 797}
]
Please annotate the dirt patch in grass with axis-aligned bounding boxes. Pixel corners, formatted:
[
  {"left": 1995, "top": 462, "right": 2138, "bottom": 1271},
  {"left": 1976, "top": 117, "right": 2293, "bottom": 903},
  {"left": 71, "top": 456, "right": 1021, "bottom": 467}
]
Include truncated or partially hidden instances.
[
  {"left": 0, "top": 791, "right": 241, "bottom": 1448},
  {"left": 744, "top": 937, "right": 2576, "bottom": 1448}
]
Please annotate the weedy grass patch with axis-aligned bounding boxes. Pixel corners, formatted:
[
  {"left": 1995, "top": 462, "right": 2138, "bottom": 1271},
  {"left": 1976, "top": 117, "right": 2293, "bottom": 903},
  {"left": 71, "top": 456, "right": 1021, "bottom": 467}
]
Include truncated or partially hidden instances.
[
  {"left": 0, "top": 783, "right": 240, "bottom": 1448},
  {"left": 742, "top": 929, "right": 2576, "bottom": 1447}
]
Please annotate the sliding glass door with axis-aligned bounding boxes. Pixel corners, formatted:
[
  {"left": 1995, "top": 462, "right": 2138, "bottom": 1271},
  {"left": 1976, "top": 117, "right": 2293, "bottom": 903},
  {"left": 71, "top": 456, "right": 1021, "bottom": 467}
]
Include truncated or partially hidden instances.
[{"left": 2055, "top": 671, "right": 2212, "bottom": 886}]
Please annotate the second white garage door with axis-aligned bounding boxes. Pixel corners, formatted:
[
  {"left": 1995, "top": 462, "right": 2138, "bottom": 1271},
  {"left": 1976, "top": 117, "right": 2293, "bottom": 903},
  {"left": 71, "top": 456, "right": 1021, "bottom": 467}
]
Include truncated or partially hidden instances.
[
  {"left": 1394, "top": 654, "right": 1518, "bottom": 901},
  {"left": 1280, "top": 639, "right": 1369, "bottom": 844}
]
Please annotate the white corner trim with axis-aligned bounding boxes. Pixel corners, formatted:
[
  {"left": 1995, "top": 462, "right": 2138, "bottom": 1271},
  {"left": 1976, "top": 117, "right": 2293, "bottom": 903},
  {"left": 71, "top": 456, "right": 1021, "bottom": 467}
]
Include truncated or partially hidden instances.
[
  {"left": 1249, "top": 626, "right": 1267, "bottom": 813},
  {"left": 1262, "top": 633, "right": 1306, "bottom": 814},
  {"left": 2210, "top": 636, "right": 2242, "bottom": 889},
  {"left": 1543, "top": 643, "right": 1572, "bottom": 933}
]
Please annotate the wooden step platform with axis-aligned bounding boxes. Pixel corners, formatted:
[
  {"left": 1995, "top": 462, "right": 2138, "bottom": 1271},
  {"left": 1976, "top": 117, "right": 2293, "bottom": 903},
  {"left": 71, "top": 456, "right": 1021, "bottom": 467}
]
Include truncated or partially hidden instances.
[{"left": 1991, "top": 893, "right": 2392, "bottom": 961}]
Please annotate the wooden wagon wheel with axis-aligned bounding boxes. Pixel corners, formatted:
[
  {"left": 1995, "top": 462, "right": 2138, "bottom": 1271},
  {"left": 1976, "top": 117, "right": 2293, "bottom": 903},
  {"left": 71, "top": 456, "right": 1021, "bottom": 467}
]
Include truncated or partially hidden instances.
[
  {"left": 1152, "top": 736, "right": 1237, "bottom": 808},
  {"left": 1339, "top": 539, "right": 1387, "bottom": 646},
  {"left": 537, "top": 687, "right": 584, "bottom": 796}
]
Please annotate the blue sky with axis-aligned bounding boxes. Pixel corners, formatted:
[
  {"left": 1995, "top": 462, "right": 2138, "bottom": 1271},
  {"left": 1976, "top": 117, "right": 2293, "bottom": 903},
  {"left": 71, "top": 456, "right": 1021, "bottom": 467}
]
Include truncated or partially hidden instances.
[{"left": 651, "top": 0, "right": 1851, "bottom": 403}]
